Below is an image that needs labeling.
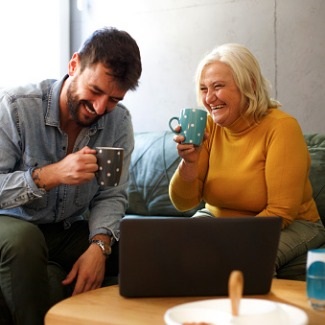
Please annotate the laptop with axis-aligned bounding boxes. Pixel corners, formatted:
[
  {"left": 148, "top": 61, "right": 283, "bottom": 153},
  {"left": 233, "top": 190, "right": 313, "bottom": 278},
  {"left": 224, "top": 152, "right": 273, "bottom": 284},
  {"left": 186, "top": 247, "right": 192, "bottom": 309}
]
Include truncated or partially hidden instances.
[{"left": 118, "top": 216, "right": 281, "bottom": 297}]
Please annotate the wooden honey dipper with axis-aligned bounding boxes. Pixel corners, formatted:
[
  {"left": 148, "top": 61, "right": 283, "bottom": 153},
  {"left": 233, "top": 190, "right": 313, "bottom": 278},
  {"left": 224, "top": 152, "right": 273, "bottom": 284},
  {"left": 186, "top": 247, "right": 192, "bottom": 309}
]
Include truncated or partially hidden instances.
[{"left": 228, "top": 270, "right": 244, "bottom": 316}]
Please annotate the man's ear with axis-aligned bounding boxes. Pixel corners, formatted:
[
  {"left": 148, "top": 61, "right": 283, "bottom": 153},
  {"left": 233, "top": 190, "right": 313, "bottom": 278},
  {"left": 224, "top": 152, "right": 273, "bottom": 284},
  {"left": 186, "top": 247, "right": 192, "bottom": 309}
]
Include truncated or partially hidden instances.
[{"left": 68, "top": 52, "right": 80, "bottom": 76}]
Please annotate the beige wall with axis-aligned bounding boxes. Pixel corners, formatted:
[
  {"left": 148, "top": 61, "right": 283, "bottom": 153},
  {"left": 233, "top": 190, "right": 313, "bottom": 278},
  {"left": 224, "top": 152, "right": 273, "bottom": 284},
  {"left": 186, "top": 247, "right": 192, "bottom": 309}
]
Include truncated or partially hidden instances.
[{"left": 73, "top": 0, "right": 325, "bottom": 133}]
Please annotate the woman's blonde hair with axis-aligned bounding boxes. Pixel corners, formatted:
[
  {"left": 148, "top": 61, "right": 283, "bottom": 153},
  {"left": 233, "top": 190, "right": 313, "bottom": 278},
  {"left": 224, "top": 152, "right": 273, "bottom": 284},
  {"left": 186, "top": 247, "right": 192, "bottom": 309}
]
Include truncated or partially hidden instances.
[{"left": 195, "top": 43, "right": 280, "bottom": 122}]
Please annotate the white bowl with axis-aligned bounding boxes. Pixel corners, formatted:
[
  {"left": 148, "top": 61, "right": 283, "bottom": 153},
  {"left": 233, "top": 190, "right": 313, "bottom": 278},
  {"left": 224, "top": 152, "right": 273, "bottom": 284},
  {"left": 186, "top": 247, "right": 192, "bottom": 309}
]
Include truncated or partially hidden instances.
[{"left": 164, "top": 298, "right": 308, "bottom": 325}]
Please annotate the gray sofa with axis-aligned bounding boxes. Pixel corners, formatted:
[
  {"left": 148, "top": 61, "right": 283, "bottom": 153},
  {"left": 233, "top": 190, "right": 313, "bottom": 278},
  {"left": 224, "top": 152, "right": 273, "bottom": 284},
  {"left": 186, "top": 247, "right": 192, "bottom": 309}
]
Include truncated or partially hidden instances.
[
  {"left": 126, "top": 131, "right": 325, "bottom": 280},
  {"left": 1, "top": 131, "right": 324, "bottom": 323}
]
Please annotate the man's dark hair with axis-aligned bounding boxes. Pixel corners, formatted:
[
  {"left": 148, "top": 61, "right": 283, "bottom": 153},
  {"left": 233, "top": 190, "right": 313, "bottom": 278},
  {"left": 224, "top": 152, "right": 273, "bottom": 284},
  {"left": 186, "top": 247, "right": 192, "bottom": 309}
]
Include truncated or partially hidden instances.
[{"left": 78, "top": 27, "right": 142, "bottom": 91}]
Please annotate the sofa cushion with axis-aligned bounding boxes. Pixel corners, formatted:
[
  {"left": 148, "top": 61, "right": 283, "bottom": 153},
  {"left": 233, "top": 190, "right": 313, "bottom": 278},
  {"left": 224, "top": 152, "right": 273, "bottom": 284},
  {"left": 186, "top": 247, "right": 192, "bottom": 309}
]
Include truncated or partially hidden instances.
[
  {"left": 127, "top": 131, "right": 204, "bottom": 216},
  {"left": 304, "top": 134, "right": 325, "bottom": 225}
]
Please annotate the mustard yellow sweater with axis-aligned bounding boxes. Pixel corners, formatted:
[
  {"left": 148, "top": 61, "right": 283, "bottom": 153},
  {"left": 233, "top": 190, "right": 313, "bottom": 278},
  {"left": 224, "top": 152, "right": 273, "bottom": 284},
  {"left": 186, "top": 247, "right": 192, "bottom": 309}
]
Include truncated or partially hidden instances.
[{"left": 169, "top": 109, "right": 320, "bottom": 228}]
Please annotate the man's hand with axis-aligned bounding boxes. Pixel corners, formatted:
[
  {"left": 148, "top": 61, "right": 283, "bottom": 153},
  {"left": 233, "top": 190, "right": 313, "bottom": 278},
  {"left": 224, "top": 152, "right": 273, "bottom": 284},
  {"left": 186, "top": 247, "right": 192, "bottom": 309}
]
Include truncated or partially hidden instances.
[
  {"left": 62, "top": 244, "right": 106, "bottom": 295},
  {"left": 32, "top": 146, "right": 98, "bottom": 190}
]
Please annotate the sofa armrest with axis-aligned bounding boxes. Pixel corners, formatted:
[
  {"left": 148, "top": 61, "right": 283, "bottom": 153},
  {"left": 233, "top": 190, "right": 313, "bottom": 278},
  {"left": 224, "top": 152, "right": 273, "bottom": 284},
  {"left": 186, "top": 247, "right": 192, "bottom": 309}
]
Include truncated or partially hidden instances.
[{"left": 304, "top": 133, "right": 325, "bottom": 225}]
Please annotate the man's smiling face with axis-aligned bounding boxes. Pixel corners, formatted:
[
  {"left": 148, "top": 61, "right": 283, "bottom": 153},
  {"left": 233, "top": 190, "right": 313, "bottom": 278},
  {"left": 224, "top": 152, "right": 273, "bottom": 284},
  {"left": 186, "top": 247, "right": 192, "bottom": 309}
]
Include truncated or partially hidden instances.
[{"left": 66, "top": 59, "right": 126, "bottom": 127}]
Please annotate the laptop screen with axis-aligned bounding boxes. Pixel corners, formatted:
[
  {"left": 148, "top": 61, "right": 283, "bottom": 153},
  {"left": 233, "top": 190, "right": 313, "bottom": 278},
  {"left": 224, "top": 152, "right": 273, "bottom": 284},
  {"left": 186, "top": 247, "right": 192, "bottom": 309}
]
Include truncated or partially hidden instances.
[{"left": 119, "top": 216, "right": 281, "bottom": 297}]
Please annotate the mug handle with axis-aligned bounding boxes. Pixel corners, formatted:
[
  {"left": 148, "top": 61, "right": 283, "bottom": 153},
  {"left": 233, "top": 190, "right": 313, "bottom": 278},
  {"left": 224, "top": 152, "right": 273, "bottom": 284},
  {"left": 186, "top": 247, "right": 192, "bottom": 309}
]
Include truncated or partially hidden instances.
[{"left": 168, "top": 117, "right": 180, "bottom": 133}]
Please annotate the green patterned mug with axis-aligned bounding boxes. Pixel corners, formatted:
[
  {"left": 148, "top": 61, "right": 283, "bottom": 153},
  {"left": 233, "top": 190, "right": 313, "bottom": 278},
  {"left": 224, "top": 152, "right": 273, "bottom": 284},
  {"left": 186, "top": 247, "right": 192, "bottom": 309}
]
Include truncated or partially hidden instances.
[{"left": 169, "top": 108, "right": 207, "bottom": 146}]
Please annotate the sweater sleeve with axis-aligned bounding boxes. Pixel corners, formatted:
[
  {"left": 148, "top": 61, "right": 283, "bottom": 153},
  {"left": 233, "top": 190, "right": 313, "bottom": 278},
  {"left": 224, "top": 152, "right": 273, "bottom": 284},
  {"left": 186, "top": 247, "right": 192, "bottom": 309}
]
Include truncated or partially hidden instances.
[{"left": 169, "top": 142, "right": 209, "bottom": 212}]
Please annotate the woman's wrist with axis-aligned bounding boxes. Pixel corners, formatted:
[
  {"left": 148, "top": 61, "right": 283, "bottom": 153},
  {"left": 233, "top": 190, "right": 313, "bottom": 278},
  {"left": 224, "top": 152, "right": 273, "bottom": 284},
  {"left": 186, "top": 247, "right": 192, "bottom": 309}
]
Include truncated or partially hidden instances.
[{"left": 179, "top": 159, "right": 199, "bottom": 182}]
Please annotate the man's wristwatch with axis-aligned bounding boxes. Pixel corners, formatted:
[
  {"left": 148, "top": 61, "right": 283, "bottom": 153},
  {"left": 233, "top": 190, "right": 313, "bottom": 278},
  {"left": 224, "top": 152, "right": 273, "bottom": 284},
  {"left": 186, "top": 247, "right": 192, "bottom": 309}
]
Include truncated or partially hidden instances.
[{"left": 90, "top": 239, "right": 112, "bottom": 257}]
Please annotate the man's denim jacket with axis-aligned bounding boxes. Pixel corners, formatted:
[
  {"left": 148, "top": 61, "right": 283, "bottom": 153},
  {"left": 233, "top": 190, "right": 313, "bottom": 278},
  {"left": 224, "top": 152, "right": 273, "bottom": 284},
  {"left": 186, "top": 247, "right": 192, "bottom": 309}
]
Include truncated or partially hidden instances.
[{"left": 0, "top": 76, "right": 134, "bottom": 240}]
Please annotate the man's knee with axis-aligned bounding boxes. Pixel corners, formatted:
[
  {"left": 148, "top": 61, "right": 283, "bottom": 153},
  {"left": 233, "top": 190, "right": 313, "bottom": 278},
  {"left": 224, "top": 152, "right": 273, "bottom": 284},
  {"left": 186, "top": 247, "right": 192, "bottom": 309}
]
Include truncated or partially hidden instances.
[{"left": 0, "top": 216, "right": 47, "bottom": 258}]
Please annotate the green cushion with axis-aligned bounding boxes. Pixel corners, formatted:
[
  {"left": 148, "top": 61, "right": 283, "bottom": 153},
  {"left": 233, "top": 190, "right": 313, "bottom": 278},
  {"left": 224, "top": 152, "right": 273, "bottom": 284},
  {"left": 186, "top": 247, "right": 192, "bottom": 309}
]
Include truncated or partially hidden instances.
[{"left": 126, "top": 131, "right": 203, "bottom": 216}]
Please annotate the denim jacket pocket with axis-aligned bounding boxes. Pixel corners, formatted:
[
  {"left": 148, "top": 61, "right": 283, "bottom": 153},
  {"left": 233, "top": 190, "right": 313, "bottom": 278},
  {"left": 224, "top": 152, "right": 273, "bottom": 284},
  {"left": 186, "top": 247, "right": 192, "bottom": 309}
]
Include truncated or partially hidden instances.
[
  {"left": 74, "top": 181, "right": 97, "bottom": 207},
  {"left": 23, "top": 194, "right": 49, "bottom": 211}
]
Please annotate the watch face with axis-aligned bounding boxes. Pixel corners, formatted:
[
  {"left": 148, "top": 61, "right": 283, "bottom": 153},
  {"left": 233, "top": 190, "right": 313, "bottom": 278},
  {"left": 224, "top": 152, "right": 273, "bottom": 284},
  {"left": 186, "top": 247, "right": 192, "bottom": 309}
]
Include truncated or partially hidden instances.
[
  {"left": 91, "top": 239, "right": 112, "bottom": 256},
  {"left": 102, "top": 242, "right": 112, "bottom": 256}
]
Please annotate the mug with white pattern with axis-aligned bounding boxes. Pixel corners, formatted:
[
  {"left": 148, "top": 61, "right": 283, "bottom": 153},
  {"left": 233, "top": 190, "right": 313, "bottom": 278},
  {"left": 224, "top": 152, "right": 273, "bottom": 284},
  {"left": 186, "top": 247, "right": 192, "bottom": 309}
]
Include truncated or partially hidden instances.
[
  {"left": 96, "top": 147, "right": 124, "bottom": 187},
  {"left": 169, "top": 108, "right": 207, "bottom": 146}
]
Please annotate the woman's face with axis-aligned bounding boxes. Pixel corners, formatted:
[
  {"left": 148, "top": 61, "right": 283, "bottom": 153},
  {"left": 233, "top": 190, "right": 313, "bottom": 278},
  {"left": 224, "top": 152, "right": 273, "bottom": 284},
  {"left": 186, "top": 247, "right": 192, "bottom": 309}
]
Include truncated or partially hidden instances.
[{"left": 199, "top": 61, "right": 244, "bottom": 127}]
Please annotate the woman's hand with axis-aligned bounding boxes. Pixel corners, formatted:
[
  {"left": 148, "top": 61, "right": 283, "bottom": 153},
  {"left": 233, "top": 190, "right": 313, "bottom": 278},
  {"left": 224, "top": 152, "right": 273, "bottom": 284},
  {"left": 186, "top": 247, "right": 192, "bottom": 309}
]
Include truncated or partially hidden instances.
[
  {"left": 173, "top": 125, "right": 208, "bottom": 164},
  {"left": 173, "top": 126, "right": 209, "bottom": 182}
]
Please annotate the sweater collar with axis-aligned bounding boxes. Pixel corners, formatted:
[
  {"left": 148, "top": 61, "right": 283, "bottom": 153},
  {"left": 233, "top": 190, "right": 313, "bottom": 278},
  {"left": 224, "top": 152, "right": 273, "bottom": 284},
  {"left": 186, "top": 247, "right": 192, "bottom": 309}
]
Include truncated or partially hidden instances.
[{"left": 223, "top": 114, "right": 258, "bottom": 136}]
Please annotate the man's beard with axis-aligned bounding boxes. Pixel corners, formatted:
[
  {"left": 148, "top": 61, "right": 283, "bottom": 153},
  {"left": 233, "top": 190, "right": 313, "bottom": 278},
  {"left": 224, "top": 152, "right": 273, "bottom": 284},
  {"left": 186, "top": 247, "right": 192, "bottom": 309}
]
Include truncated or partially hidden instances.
[{"left": 66, "top": 83, "right": 101, "bottom": 127}]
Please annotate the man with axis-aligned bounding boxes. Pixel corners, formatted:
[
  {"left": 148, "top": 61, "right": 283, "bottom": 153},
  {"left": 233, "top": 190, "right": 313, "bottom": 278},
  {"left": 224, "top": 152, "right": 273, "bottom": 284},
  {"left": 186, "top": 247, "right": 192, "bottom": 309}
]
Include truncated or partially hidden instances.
[{"left": 0, "top": 27, "right": 142, "bottom": 324}]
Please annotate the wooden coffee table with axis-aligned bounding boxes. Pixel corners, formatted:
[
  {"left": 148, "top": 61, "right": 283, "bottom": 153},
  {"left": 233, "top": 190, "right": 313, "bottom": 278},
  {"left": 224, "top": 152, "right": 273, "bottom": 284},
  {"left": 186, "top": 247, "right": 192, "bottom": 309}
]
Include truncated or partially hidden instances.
[{"left": 45, "top": 279, "right": 324, "bottom": 324}]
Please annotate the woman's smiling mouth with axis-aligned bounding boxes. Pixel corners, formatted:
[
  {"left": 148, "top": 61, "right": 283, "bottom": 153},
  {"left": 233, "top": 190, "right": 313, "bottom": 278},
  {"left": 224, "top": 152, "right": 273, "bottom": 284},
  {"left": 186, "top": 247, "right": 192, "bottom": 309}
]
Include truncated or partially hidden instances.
[{"left": 211, "top": 105, "right": 225, "bottom": 110}]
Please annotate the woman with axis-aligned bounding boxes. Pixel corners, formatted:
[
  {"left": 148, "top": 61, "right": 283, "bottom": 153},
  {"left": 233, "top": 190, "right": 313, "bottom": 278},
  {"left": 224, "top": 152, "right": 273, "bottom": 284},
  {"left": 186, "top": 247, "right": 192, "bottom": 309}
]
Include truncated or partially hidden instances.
[{"left": 169, "top": 43, "right": 325, "bottom": 277}]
